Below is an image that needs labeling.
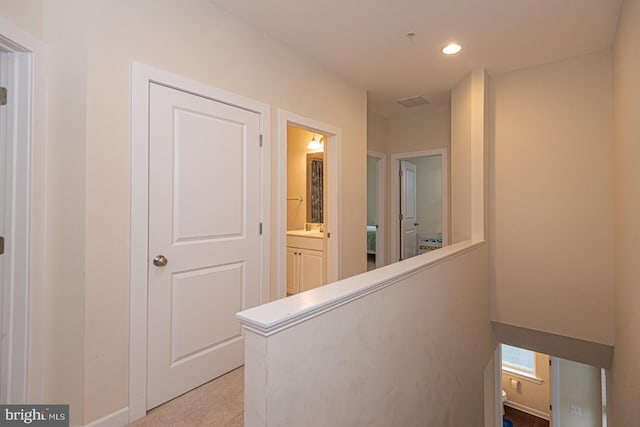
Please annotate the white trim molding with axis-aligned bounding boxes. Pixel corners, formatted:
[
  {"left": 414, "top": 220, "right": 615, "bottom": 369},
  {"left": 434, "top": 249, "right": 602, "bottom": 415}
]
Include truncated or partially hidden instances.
[
  {"left": 0, "top": 17, "right": 47, "bottom": 404},
  {"left": 128, "top": 62, "right": 271, "bottom": 423},
  {"left": 83, "top": 407, "right": 129, "bottom": 427},
  {"left": 276, "top": 109, "right": 342, "bottom": 299},
  {"left": 238, "top": 240, "right": 483, "bottom": 336},
  {"left": 390, "top": 149, "right": 449, "bottom": 263},
  {"left": 551, "top": 357, "right": 560, "bottom": 427}
]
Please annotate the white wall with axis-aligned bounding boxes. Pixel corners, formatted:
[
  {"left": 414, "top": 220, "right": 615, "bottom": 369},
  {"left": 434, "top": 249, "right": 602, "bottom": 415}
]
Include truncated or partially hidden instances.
[
  {"left": 1, "top": 1, "right": 368, "bottom": 424},
  {"left": 387, "top": 108, "right": 450, "bottom": 155},
  {"left": 451, "top": 77, "right": 472, "bottom": 243},
  {"left": 244, "top": 244, "right": 493, "bottom": 426},
  {"left": 611, "top": 0, "right": 640, "bottom": 423},
  {"left": 490, "top": 51, "right": 615, "bottom": 346},
  {"left": 43, "top": 2, "right": 89, "bottom": 423},
  {"left": 0, "top": 0, "right": 43, "bottom": 38},
  {"left": 366, "top": 110, "right": 388, "bottom": 154}
]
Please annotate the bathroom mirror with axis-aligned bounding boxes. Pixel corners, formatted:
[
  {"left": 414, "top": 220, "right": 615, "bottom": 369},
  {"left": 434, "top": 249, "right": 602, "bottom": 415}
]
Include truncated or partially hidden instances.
[{"left": 306, "top": 152, "right": 323, "bottom": 223}]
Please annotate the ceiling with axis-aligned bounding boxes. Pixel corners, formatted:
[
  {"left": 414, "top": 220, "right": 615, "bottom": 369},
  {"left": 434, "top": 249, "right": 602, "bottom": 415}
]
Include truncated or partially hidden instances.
[{"left": 208, "top": 0, "right": 621, "bottom": 118}]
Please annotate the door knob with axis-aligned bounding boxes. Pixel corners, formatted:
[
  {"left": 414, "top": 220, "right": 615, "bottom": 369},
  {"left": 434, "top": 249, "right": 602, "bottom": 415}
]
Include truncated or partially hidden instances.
[{"left": 153, "top": 255, "right": 168, "bottom": 267}]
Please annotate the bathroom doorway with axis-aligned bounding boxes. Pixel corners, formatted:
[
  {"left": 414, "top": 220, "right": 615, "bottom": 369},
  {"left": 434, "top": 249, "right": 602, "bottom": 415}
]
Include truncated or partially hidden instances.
[
  {"left": 277, "top": 110, "right": 341, "bottom": 299},
  {"left": 285, "top": 125, "right": 327, "bottom": 296}
]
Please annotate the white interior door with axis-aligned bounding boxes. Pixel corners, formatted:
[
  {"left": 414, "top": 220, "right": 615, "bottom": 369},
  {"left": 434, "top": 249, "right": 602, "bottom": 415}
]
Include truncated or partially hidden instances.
[
  {"left": 400, "top": 160, "right": 417, "bottom": 260},
  {"left": 147, "top": 83, "right": 262, "bottom": 409}
]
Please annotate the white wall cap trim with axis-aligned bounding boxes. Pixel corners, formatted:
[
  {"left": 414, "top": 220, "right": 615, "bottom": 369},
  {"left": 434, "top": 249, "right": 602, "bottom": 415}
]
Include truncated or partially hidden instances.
[{"left": 237, "top": 239, "right": 485, "bottom": 336}]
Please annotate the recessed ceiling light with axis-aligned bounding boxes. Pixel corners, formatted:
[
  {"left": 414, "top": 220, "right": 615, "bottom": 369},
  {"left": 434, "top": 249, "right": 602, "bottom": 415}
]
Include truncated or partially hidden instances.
[{"left": 442, "top": 43, "right": 462, "bottom": 55}]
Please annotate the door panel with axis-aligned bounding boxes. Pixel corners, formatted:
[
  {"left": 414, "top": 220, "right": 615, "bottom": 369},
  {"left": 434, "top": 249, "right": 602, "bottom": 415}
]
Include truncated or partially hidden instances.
[
  {"left": 170, "top": 263, "right": 243, "bottom": 364},
  {"left": 400, "top": 160, "right": 418, "bottom": 259},
  {"left": 147, "top": 83, "right": 261, "bottom": 409},
  {"left": 173, "top": 109, "right": 244, "bottom": 241}
]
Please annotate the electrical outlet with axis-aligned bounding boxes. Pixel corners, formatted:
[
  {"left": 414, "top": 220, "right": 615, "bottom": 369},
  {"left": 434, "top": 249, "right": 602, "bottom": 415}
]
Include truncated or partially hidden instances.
[{"left": 570, "top": 405, "right": 582, "bottom": 416}]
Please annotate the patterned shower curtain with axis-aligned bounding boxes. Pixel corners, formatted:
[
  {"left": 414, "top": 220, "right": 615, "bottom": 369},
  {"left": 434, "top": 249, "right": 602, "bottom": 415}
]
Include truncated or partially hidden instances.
[{"left": 310, "top": 159, "right": 323, "bottom": 223}]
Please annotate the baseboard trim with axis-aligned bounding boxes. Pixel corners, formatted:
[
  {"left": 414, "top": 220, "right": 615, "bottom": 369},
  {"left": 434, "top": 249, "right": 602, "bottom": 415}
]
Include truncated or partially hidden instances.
[
  {"left": 504, "top": 401, "right": 550, "bottom": 421},
  {"left": 84, "top": 407, "right": 129, "bottom": 427}
]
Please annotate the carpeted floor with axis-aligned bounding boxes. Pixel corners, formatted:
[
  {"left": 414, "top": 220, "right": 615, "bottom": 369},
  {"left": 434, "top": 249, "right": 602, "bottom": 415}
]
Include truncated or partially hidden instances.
[{"left": 129, "top": 366, "right": 244, "bottom": 427}]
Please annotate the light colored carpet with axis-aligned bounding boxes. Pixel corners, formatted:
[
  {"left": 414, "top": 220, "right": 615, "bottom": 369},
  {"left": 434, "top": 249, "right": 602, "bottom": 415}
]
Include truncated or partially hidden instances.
[{"left": 129, "top": 367, "right": 244, "bottom": 427}]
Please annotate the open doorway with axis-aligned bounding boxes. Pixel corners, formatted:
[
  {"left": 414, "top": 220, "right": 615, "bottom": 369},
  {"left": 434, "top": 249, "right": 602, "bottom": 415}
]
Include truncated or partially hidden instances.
[
  {"left": 277, "top": 110, "right": 341, "bottom": 299},
  {"left": 285, "top": 125, "right": 327, "bottom": 295},
  {"left": 390, "top": 149, "right": 448, "bottom": 262},
  {"left": 499, "top": 344, "right": 607, "bottom": 427},
  {"left": 366, "top": 151, "right": 385, "bottom": 271}
]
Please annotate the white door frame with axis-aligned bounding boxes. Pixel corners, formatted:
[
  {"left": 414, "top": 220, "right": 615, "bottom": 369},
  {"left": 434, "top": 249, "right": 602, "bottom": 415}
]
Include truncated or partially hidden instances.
[
  {"left": 390, "top": 149, "right": 448, "bottom": 263},
  {"left": 0, "top": 18, "right": 46, "bottom": 404},
  {"left": 494, "top": 345, "right": 503, "bottom": 427},
  {"left": 367, "top": 151, "right": 386, "bottom": 268},
  {"left": 129, "top": 62, "right": 271, "bottom": 422},
  {"left": 551, "top": 357, "right": 560, "bottom": 427},
  {"left": 276, "top": 110, "right": 341, "bottom": 299}
]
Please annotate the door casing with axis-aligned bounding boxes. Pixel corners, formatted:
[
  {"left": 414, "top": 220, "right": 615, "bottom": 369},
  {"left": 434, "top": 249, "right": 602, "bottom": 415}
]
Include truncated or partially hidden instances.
[
  {"left": 0, "top": 18, "right": 46, "bottom": 405},
  {"left": 129, "top": 62, "right": 271, "bottom": 422}
]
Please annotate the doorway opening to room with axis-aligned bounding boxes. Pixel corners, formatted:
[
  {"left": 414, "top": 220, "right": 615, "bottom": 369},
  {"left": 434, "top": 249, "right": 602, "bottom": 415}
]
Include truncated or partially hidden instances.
[
  {"left": 366, "top": 152, "right": 385, "bottom": 270},
  {"left": 277, "top": 110, "right": 341, "bottom": 299},
  {"left": 390, "top": 149, "right": 448, "bottom": 262},
  {"left": 498, "top": 344, "right": 608, "bottom": 427},
  {"left": 285, "top": 125, "right": 328, "bottom": 296}
]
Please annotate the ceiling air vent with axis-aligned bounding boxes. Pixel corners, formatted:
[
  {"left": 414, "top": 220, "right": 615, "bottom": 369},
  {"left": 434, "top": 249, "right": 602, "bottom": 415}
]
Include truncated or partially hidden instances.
[{"left": 396, "top": 95, "right": 430, "bottom": 108}]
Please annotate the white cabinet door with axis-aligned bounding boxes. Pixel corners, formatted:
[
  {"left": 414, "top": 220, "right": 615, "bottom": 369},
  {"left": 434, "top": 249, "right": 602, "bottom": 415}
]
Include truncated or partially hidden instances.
[
  {"left": 299, "top": 249, "right": 325, "bottom": 292},
  {"left": 286, "top": 247, "right": 298, "bottom": 295},
  {"left": 286, "top": 245, "right": 324, "bottom": 295},
  {"left": 147, "top": 83, "right": 262, "bottom": 409}
]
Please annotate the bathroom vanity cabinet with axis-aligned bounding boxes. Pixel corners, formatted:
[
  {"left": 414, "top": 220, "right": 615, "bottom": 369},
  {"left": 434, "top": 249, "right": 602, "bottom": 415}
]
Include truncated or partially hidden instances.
[{"left": 286, "top": 234, "right": 325, "bottom": 295}]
